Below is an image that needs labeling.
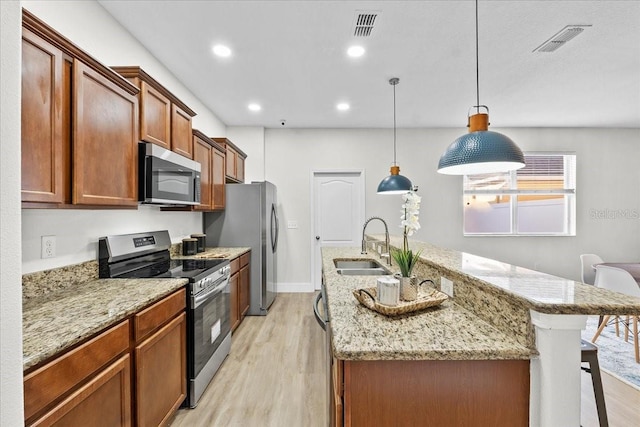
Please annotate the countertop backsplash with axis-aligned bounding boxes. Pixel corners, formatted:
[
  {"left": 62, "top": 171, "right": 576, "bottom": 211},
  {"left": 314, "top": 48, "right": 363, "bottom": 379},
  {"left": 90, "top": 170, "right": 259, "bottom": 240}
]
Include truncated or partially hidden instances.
[{"left": 22, "top": 260, "right": 98, "bottom": 300}]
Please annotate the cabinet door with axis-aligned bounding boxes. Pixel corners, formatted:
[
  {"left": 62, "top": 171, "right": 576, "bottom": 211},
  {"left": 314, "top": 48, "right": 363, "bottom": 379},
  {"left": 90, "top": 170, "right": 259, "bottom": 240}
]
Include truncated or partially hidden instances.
[
  {"left": 21, "top": 29, "right": 69, "bottom": 203},
  {"left": 225, "top": 146, "right": 237, "bottom": 180},
  {"left": 139, "top": 81, "right": 171, "bottom": 149},
  {"left": 236, "top": 155, "right": 245, "bottom": 183},
  {"left": 230, "top": 272, "right": 240, "bottom": 332},
  {"left": 72, "top": 59, "right": 138, "bottom": 206},
  {"left": 135, "top": 312, "right": 187, "bottom": 427},
  {"left": 171, "top": 104, "right": 193, "bottom": 159},
  {"left": 29, "top": 355, "right": 131, "bottom": 427},
  {"left": 193, "top": 136, "right": 212, "bottom": 211},
  {"left": 211, "top": 148, "right": 226, "bottom": 210},
  {"left": 239, "top": 264, "right": 250, "bottom": 318}
]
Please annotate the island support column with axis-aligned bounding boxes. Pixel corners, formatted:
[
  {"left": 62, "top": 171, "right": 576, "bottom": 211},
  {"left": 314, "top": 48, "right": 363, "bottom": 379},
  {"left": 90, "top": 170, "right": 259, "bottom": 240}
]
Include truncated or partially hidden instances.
[{"left": 529, "top": 311, "right": 587, "bottom": 427}]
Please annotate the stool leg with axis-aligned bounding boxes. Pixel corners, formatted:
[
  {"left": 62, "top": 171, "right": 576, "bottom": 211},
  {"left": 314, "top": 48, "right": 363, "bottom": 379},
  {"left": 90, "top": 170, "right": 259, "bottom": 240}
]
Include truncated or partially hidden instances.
[
  {"left": 634, "top": 316, "right": 639, "bottom": 364},
  {"left": 588, "top": 353, "right": 609, "bottom": 427},
  {"left": 592, "top": 315, "right": 610, "bottom": 343}
]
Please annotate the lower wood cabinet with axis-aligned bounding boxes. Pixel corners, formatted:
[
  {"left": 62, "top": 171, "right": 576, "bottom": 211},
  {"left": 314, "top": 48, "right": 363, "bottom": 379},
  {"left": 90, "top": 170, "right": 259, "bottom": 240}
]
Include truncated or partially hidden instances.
[
  {"left": 331, "top": 358, "right": 530, "bottom": 427},
  {"left": 23, "top": 288, "right": 186, "bottom": 427},
  {"left": 135, "top": 313, "right": 186, "bottom": 427},
  {"left": 31, "top": 355, "right": 132, "bottom": 427},
  {"left": 230, "top": 251, "right": 251, "bottom": 333}
]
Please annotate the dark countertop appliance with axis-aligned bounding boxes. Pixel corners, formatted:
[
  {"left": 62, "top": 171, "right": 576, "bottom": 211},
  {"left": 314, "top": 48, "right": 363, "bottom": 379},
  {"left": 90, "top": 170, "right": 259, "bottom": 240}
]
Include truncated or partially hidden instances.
[{"left": 99, "top": 230, "right": 230, "bottom": 408}]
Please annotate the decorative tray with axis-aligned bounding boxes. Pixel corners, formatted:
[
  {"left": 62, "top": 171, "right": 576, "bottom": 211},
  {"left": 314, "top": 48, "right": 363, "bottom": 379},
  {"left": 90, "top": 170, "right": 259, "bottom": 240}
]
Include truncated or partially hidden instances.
[{"left": 353, "top": 287, "right": 449, "bottom": 316}]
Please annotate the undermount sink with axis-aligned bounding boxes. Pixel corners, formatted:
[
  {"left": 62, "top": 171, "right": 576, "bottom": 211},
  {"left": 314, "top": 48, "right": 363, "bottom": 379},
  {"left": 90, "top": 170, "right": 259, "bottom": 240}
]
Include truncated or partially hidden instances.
[{"left": 334, "top": 259, "right": 392, "bottom": 276}]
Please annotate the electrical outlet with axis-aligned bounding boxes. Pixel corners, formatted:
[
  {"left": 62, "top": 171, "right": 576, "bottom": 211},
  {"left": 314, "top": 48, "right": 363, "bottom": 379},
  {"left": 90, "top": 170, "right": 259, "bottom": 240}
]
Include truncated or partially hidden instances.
[
  {"left": 287, "top": 220, "right": 298, "bottom": 229},
  {"left": 440, "top": 277, "right": 454, "bottom": 297},
  {"left": 41, "top": 235, "right": 56, "bottom": 259}
]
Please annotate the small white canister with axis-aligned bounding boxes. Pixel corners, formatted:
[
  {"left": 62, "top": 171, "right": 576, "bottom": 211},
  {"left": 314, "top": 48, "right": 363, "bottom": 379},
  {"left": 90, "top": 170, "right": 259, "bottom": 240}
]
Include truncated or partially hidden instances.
[{"left": 377, "top": 276, "right": 400, "bottom": 306}]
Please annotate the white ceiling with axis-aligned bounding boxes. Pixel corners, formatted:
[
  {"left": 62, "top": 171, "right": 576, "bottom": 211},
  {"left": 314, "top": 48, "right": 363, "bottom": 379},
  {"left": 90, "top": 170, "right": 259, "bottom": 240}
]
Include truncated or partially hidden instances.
[{"left": 98, "top": 0, "right": 640, "bottom": 129}]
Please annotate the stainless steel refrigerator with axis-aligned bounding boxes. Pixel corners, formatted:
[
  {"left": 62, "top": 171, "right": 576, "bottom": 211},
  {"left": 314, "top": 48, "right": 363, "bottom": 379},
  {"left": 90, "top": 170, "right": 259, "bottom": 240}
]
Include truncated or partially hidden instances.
[{"left": 203, "top": 181, "right": 278, "bottom": 315}]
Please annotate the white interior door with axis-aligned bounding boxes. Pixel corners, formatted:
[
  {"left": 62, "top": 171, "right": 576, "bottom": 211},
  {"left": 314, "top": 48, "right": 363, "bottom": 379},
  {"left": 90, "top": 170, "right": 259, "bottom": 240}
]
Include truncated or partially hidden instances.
[{"left": 311, "top": 171, "right": 365, "bottom": 290}]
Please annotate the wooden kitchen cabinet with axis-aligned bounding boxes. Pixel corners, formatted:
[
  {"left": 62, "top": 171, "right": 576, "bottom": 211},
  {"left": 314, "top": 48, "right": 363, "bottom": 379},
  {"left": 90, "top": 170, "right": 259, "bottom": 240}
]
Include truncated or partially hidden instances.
[
  {"left": 23, "top": 288, "right": 187, "bottom": 427},
  {"left": 21, "top": 11, "right": 140, "bottom": 209},
  {"left": 23, "top": 320, "right": 131, "bottom": 426},
  {"left": 332, "top": 359, "right": 529, "bottom": 427},
  {"left": 191, "top": 130, "right": 226, "bottom": 212},
  {"left": 112, "top": 66, "right": 197, "bottom": 158},
  {"left": 21, "top": 27, "right": 70, "bottom": 204},
  {"left": 229, "top": 257, "right": 241, "bottom": 332},
  {"left": 211, "top": 142, "right": 226, "bottom": 210},
  {"left": 239, "top": 252, "right": 251, "bottom": 318},
  {"left": 229, "top": 251, "right": 251, "bottom": 332},
  {"left": 72, "top": 59, "right": 138, "bottom": 206},
  {"left": 212, "top": 138, "right": 247, "bottom": 183}
]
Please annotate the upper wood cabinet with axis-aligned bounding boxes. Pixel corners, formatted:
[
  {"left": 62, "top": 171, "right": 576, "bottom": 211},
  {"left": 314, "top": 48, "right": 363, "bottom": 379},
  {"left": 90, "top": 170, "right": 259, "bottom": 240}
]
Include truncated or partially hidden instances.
[
  {"left": 72, "top": 60, "right": 139, "bottom": 207},
  {"left": 21, "top": 10, "right": 140, "bottom": 208},
  {"left": 211, "top": 144, "right": 226, "bottom": 210},
  {"left": 21, "top": 28, "right": 69, "bottom": 204},
  {"left": 112, "top": 66, "right": 197, "bottom": 159},
  {"left": 212, "top": 138, "right": 247, "bottom": 183},
  {"left": 192, "top": 131, "right": 213, "bottom": 211}
]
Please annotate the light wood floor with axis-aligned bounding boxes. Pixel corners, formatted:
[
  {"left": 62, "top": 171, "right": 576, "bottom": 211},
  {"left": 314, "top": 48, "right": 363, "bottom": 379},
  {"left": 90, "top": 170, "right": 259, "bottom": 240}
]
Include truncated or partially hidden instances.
[{"left": 171, "top": 293, "right": 639, "bottom": 427}]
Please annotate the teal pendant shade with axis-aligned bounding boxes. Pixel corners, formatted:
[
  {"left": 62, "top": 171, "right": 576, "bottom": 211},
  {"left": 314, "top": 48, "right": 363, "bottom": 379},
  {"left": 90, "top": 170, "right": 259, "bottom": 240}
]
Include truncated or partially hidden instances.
[
  {"left": 377, "top": 170, "right": 413, "bottom": 194},
  {"left": 378, "top": 77, "right": 413, "bottom": 194},
  {"left": 438, "top": 0, "right": 526, "bottom": 176},
  {"left": 437, "top": 130, "right": 525, "bottom": 175}
]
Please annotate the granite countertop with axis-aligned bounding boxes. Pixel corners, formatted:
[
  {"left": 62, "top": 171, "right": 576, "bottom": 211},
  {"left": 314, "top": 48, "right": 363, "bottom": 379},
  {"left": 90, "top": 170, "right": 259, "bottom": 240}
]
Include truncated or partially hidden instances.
[
  {"left": 23, "top": 278, "right": 187, "bottom": 371},
  {"left": 367, "top": 234, "right": 640, "bottom": 316},
  {"left": 23, "top": 246, "right": 250, "bottom": 371},
  {"left": 172, "top": 246, "right": 251, "bottom": 260},
  {"left": 322, "top": 246, "right": 536, "bottom": 361}
]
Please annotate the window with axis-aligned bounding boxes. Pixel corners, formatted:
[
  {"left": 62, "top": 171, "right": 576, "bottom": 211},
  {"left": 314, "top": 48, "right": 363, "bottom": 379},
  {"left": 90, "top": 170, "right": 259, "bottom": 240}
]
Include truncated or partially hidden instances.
[{"left": 463, "top": 153, "right": 576, "bottom": 236}]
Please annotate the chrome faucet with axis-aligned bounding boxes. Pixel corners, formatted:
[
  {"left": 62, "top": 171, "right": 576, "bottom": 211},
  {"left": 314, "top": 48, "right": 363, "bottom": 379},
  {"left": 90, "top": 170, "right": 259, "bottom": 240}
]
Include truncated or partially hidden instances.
[{"left": 361, "top": 216, "right": 391, "bottom": 266}]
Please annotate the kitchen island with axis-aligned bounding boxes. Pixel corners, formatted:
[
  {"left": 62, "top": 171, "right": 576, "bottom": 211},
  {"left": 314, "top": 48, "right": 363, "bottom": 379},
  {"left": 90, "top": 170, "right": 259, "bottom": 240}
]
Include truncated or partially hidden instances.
[{"left": 322, "top": 238, "right": 640, "bottom": 427}]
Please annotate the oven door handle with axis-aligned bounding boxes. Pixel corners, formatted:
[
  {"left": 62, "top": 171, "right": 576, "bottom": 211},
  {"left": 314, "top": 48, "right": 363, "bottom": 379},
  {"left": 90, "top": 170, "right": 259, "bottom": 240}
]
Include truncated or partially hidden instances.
[{"left": 193, "top": 278, "right": 228, "bottom": 309}]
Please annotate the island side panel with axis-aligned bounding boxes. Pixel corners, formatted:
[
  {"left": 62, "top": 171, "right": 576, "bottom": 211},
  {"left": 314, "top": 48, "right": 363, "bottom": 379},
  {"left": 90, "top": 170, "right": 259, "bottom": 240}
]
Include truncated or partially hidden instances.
[{"left": 343, "top": 359, "right": 530, "bottom": 427}]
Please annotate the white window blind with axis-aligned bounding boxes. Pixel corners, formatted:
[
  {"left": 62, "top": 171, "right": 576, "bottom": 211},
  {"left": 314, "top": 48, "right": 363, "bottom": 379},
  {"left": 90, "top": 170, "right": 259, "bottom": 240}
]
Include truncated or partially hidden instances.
[{"left": 463, "top": 153, "right": 576, "bottom": 236}]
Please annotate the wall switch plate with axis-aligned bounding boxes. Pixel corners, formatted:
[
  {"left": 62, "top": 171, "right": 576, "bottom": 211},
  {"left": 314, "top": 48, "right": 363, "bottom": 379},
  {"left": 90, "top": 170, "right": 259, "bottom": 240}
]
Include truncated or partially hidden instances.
[
  {"left": 287, "top": 220, "right": 298, "bottom": 229},
  {"left": 440, "top": 277, "right": 454, "bottom": 297},
  {"left": 41, "top": 235, "right": 56, "bottom": 259}
]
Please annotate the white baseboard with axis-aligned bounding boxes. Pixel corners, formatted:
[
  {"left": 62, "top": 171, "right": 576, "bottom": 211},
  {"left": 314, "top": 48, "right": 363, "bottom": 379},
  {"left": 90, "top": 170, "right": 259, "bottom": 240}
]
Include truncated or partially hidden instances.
[{"left": 277, "top": 282, "right": 314, "bottom": 293}]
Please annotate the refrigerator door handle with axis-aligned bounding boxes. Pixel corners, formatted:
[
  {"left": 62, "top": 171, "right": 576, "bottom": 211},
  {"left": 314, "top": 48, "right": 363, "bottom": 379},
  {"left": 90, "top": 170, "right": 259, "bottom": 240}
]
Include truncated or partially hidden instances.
[{"left": 271, "top": 203, "right": 279, "bottom": 252}]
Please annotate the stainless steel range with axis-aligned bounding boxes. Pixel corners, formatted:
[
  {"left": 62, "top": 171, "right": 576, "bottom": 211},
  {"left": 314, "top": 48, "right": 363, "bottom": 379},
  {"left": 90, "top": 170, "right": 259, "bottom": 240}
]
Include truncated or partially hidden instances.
[{"left": 98, "top": 230, "right": 231, "bottom": 408}]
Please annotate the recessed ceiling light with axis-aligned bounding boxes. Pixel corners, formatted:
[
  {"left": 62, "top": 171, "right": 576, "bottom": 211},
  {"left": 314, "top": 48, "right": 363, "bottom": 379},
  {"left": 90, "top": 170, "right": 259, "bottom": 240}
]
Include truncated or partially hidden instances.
[
  {"left": 336, "top": 103, "right": 350, "bottom": 111},
  {"left": 212, "top": 44, "right": 232, "bottom": 57},
  {"left": 248, "top": 103, "right": 261, "bottom": 112},
  {"left": 347, "top": 46, "right": 365, "bottom": 58}
]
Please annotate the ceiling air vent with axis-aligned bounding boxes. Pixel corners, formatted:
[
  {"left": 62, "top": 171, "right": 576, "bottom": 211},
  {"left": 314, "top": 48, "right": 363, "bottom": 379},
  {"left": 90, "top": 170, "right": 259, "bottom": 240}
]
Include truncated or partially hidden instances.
[
  {"left": 352, "top": 11, "right": 381, "bottom": 37},
  {"left": 533, "top": 25, "right": 591, "bottom": 53}
]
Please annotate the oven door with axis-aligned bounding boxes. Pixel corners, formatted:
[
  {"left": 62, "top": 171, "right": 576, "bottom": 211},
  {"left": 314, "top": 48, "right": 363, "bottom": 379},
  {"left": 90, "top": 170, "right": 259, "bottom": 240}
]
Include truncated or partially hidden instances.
[{"left": 191, "top": 277, "right": 231, "bottom": 378}]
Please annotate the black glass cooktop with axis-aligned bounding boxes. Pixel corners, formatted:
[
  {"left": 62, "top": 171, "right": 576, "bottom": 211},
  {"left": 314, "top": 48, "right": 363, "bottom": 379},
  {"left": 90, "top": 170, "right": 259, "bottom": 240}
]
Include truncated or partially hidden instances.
[{"left": 116, "top": 258, "right": 227, "bottom": 281}]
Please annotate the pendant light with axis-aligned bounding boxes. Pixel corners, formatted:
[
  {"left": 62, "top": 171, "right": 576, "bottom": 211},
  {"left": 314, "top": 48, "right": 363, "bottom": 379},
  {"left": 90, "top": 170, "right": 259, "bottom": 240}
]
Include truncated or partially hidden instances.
[
  {"left": 377, "top": 77, "right": 413, "bottom": 194},
  {"left": 437, "top": 0, "right": 525, "bottom": 175}
]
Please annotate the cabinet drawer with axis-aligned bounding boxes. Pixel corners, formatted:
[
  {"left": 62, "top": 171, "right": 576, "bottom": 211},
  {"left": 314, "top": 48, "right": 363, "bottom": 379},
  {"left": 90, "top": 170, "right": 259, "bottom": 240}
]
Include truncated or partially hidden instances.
[
  {"left": 134, "top": 289, "right": 186, "bottom": 342},
  {"left": 240, "top": 251, "right": 250, "bottom": 267},
  {"left": 24, "top": 320, "right": 130, "bottom": 422},
  {"left": 30, "top": 354, "right": 131, "bottom": 427},
  {"left": 230, "top": 257, "right": 240, "bottom": 275}
]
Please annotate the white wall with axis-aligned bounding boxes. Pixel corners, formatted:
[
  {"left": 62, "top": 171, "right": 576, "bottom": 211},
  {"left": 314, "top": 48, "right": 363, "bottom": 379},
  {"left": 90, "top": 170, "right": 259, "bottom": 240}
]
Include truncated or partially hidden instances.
[
  {"left": 1, "top": 1, "right": 24, "bottom": 424},
  {"left": 20, "top": 0, "right": 229, "bottom": 273},
  {"left": 264, "top": 128, "right": 640, "bottom": 288}
]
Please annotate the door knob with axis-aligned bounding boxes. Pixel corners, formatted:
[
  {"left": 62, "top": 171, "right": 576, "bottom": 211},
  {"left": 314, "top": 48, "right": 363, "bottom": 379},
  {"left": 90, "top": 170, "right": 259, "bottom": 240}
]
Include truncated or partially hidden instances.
[{"left": 315, "top": 236, "right": 320, "bottom": 240}]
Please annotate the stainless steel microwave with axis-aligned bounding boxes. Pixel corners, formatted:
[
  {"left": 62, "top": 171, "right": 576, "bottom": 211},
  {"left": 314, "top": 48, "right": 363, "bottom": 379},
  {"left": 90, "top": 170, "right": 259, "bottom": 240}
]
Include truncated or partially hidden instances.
[{"left": 138, "top": 142, "right": 201, "bottom": 206}]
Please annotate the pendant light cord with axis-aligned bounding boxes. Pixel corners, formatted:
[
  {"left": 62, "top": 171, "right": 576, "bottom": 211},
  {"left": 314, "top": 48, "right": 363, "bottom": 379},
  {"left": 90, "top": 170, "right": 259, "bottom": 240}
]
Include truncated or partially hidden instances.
[
  {"left": 475, "top": 0, "right": 480, "bottom": 114},
  {"left": 393, "top": 81, "right": 397, "bottom": 165}
]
